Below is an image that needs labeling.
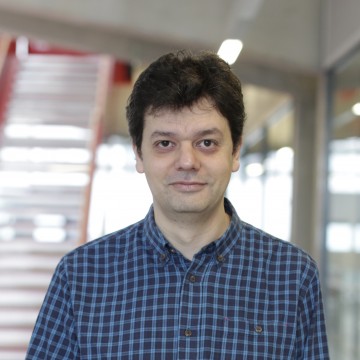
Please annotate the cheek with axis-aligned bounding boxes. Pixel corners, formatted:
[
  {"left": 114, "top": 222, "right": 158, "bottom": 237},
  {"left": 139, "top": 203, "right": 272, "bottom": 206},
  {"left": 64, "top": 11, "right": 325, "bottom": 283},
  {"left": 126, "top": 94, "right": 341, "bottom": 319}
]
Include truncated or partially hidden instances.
[{"left": 141, "top": 159, "right": 167, "bottom": 179}]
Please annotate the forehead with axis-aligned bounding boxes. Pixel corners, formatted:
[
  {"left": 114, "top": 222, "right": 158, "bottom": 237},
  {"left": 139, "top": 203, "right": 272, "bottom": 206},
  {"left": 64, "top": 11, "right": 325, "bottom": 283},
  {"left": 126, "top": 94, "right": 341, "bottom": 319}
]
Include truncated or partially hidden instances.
[{"left": 143, "top": 99, "right": 228, "bottom": 134}]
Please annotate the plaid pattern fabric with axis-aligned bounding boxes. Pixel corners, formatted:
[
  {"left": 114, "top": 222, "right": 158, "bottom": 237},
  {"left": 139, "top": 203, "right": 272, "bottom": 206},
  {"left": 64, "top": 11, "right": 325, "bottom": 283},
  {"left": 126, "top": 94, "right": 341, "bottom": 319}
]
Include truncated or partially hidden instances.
[{"left": 26, "top": 199, "right": 329, "bottom": 359}]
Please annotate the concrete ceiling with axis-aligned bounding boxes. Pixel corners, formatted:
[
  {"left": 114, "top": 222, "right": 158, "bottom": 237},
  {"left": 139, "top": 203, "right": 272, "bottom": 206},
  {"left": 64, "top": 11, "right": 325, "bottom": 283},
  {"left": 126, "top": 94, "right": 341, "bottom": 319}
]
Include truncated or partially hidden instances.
[{"left": 0, "top": 0, "right": 322, "bottom": 71}]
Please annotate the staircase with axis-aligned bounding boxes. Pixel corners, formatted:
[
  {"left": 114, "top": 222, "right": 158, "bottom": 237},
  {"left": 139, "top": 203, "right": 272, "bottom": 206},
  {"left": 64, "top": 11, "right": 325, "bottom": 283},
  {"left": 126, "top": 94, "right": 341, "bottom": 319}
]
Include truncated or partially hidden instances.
[{"left": 0, "top": 53, "right": 112, "bottom": 359}]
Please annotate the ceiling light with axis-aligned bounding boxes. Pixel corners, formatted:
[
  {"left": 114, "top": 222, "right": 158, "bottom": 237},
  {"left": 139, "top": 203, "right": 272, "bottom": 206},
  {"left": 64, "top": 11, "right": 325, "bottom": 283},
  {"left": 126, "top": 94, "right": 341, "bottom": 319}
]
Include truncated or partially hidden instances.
[
  {"left": 217, "top": 39, "right": 243, "bottom": 65},
  {"left": 351, "top": 102, "right": 360, "bottom": 116}
]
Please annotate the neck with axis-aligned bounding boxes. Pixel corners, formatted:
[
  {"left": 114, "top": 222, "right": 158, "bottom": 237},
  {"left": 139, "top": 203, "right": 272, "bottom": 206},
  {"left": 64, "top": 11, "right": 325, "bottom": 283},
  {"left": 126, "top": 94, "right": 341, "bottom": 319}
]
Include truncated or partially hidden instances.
[{"left": 154, "top": 204, "right": 230, "bottom": 260}]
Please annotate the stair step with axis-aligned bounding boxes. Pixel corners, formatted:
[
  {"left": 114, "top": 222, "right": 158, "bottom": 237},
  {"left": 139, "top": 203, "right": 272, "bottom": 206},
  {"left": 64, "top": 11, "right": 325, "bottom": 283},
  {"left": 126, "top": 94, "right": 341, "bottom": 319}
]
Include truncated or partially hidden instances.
[
  {"left": 0, "top": 273, "right": 54, "bottom": 289},
  {"left": 0, "top": 218, "right": 79, "bottom": 230},
  {"left": 8, "top": 97, "right": 96, "bottom": 111},
  {"left": 15, "top": 69, "right": 98, "bottom": 79},
  {"left": 0, "top": 329, "right": 32, "bottom": 347},
  {"left": 0, "top": 208, "right": 81, "bottom": 218},
  {"left": 0, "top": 255, "right": 64, "bottom": 272},
  {"left": 0, "top": 147, "right": 91, "bottom": 165},
  {"left": 0, "top": 240, "right": 76, "bottom": 253},
  {"left": 0, "top": 310, "right": 39, "bottom": 327},
  {"left": 0, "top": 350, "right": 27, "bottom": 360},
  {"left": 1, "top": 137, "right": 91, "bottom": 149},
  {"left": 0, "top": 187, "right": 86, "bottom": 196},
  {"left": 0, "top": 191, "right": 84, "bottom": 205},
  {"left": 4, "top": 114, "right": 91, "bottom": 126},
  {"left": 6, "top": 102, "right": 94, "bottom": 116},
  {"left": 0, "top": 230, "right": 79, "bottom": 243},
  {"left": 0, "top": 200, "right": 85, "bottom": 210},
  {"left": 3, "top": 123, "right": 91, "bottom": 139},
  {"left": 0, "top": 290, "right": 47, "bottom": 307},
  {"left": 18, "top": 66, "right": 99, "bottom": 77},
  {"left": 0, "top": 162, "right": 89, "bottom": 172},
  {"left": 0, "top": 208, "right": 83, "bottom": 222},
  {"left": 14, "top": 77, "right": 98, "bottom": 89},
  {"left": 0, "top": 183, "right": 85, "bottom": 193},
  {"left": 19, "top": 61, "right": 99, "bottom": 71},
  {"left": 0, "top": 209, "right": 82, "bottom": 223},
  {"left": 0, "top": 169, "right": 89, "bottom": 186},
  {"left": 19, "top": 54, "right": 99, "bottom": 66}
]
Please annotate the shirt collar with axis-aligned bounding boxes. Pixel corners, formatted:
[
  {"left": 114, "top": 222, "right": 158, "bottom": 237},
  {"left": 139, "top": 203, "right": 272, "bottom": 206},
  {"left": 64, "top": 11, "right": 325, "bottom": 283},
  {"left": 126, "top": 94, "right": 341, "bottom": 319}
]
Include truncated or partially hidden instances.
[
  {"left": 142, "top": 198, "right": 243, "bottom": 262},
  {"left": 143, "top": 204, "right": 169, "bottom": 255}
]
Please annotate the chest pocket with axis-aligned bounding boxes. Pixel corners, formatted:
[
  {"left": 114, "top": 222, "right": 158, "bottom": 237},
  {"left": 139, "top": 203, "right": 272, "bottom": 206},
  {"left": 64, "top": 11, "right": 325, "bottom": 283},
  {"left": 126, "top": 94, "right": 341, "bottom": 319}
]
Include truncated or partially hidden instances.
[{"left": 203, "top": 316, "right": 296, "bottom": 359}]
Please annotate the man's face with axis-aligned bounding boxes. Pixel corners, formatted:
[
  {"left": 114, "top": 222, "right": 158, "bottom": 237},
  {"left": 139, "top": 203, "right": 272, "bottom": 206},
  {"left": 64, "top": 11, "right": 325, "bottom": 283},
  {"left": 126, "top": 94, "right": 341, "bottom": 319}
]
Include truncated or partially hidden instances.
[{"left": 134, "top": 98, "right": 241, "bottom": 220}]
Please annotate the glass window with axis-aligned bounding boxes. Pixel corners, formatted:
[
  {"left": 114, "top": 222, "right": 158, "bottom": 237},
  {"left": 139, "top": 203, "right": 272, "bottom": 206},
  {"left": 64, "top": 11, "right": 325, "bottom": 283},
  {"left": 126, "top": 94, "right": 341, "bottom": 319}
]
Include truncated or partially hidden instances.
[
  {"left": 228, "top": 85, "right": 294, "bottom": 241},
  {"left": 326, "top": 47, "right": 360, "bottom": 360}
]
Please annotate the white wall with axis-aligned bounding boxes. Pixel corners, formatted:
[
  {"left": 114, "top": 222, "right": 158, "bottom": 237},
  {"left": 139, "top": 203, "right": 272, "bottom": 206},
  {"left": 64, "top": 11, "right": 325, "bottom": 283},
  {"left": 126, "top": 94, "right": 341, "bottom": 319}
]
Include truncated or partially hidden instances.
[
  {"left": 242, "top": 0, "right": 322, "bottom": 72},
  {"left": 323, "top": 0, "right": 360, "bottom": 68}
]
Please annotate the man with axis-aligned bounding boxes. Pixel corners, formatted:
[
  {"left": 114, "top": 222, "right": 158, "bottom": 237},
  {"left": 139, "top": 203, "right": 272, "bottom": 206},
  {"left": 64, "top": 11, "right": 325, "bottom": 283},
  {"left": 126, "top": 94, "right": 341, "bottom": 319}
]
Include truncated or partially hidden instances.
[{"left": 26, "top": 51, "right": 329, "bottom": 359}]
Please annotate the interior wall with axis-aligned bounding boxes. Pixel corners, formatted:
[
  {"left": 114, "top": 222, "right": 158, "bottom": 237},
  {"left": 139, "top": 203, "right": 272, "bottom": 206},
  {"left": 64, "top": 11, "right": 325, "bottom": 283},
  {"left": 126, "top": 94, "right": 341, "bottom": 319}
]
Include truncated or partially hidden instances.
[
  {"left": 322, "top": 0, "right": 360, "bottom": 68},
  {"left": 242, "top": 0, "right": 322, "bottom": 72}
]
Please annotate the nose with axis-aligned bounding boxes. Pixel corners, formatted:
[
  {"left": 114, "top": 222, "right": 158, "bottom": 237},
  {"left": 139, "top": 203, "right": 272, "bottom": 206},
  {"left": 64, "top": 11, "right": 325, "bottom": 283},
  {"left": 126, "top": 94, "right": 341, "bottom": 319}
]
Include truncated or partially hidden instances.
[{"left": 175, "top": 142, "right": 200, "bottom": 171}]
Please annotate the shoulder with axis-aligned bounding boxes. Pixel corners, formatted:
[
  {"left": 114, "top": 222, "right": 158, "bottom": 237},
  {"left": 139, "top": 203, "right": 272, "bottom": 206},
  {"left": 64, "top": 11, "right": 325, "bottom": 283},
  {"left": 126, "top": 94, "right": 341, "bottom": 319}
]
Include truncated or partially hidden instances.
[
  {"left": 239, "top": 221, "right": 319, "bottom": 283},
  {"left": 57, "top": 219, "right": 145, "bottom": 271}
]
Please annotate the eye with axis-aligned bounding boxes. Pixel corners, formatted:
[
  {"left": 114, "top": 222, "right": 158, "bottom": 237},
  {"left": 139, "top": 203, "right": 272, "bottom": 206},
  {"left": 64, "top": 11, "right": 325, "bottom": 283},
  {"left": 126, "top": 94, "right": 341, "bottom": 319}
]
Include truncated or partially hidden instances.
[
  {"left": 158, "top": 140, "right": 171, "bottom": 147},
  {"left": 154, "top": 140, "right": 175, "bottom": 150},
  {"left": 202, "top": 139, "right": 213, "bottom": 147},
  {"left": 198, "top": 139, "right": 217, "bottom": 148}
]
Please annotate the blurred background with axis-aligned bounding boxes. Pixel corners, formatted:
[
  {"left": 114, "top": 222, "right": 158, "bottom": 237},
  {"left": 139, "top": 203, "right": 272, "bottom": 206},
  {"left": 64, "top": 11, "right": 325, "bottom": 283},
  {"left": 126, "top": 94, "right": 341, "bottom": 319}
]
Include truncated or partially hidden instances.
[{"left": 0, "top": 0, "right": 359, "bottom": 359}]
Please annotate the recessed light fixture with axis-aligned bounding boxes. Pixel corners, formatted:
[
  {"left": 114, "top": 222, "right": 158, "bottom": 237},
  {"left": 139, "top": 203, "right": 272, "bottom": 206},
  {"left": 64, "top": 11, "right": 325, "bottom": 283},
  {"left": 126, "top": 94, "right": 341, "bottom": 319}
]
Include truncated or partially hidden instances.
[
  {"left": 351, "top": 102, "right": 360, "bottom": 116},
  {"left": 217, "top": 39, "right": 243, "bottom": 65}
]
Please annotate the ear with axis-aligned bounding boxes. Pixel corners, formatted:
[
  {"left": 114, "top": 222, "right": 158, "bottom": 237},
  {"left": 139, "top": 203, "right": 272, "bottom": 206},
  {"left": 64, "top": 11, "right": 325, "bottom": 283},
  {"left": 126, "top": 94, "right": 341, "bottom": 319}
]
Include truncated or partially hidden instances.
[
  {"left": 231, "top": 144, "right": 241, "bottom": 172},
  {"left": 132, "top": 143, "right": 145, "bottom": 174}
]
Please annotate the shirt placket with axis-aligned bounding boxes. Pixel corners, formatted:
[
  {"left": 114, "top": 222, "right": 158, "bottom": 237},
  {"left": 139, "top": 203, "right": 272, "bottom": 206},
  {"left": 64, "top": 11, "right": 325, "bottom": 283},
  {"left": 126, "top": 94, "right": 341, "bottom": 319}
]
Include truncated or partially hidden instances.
[{"left": 177, "top": 256, "right": 208, "bottom": 360}]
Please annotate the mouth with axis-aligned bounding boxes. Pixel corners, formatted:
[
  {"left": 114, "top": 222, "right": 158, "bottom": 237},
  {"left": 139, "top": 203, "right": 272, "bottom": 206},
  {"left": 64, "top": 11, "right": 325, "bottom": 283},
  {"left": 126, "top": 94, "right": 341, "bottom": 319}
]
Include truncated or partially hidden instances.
[{"left": 169, "top": 181, "right": 207, "bottom": 192}]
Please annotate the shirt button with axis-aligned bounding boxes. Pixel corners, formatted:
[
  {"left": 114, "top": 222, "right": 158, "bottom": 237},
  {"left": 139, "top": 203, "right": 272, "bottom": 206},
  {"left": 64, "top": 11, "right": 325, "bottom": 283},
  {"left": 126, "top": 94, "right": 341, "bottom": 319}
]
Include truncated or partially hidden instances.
[
  {"left": 159, "top": 253, "right": 167, "bottom": 261},
  {"left": 255, "top": 325, "right": 263, "bottom": 333},
  {"left": 184, "top": 329, "right": 192, "bottom": 337},
  {"left": 217, "top": 254, "right": 225, "bottom": 262},
  {"left": 189, "top": 275, "right": 196, "bottom": 283}
]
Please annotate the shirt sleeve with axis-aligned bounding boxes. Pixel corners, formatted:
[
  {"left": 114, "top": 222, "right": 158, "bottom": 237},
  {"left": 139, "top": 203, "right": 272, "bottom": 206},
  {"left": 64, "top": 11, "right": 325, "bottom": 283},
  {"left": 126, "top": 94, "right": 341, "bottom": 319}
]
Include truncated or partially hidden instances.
[
  {"left": 25, "top": 259, "right": 80, "bottom": 359},
  {"left": 296, "top": 265, "right": 330, "bottom": 359}
]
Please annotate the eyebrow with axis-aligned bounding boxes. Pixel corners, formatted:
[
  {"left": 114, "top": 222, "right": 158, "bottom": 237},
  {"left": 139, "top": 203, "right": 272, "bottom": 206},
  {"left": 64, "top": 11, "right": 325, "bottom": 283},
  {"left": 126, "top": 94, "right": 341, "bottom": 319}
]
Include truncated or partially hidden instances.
[
  {"left": 150, "top": 131, "right": 176, "bottom": 139},
  {"left": 195, "top": 128, "right": 223, "bottom": 138},
  {"left": 150, "top": 128, "right": 223, "bottom": 140}
]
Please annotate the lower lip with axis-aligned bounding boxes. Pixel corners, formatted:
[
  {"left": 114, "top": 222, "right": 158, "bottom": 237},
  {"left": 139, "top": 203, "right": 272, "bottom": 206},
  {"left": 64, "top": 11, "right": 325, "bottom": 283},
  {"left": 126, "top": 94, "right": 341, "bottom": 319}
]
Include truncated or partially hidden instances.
[{"left": 171, "top": 183, "right": 206, "bottom": 192}]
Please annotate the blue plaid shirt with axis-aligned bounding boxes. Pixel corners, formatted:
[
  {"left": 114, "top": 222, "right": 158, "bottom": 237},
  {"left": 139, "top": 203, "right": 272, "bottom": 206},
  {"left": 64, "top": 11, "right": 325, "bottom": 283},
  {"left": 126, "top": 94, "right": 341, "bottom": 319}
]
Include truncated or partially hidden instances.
[{"left": 26, "top": 199, "right": 329, "bottom": 359}]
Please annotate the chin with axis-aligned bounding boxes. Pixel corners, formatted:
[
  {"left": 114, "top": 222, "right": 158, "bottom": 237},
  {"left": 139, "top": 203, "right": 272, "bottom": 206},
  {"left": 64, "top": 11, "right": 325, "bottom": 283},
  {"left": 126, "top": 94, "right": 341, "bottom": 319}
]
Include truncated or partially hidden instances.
[{"left": 169, "top": 200, "right": 209, "bottom": 214}]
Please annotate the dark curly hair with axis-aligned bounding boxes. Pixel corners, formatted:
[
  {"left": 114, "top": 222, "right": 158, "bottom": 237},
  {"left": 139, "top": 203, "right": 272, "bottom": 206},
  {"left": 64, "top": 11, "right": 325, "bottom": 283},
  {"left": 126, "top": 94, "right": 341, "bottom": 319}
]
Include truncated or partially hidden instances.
[{"left": 126, "top": 50, "right": 246, "bottom": 154}]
